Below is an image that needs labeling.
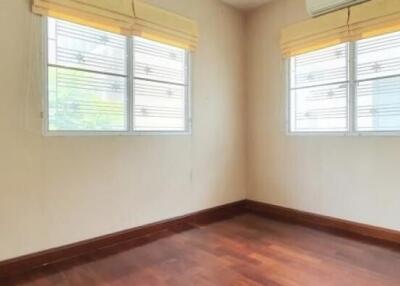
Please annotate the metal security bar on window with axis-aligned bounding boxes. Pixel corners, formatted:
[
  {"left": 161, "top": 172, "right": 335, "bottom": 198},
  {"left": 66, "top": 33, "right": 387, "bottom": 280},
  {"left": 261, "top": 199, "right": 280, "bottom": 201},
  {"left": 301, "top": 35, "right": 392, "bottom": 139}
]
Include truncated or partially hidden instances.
[
  {"left": 289, "top": 43, "right": 349, "bottom": 132},
  {"left": 355, "top": 32, "right": 400, "bottom": 132},
  {"left": 289, "top": 32, "right": 400, "bottom": 135},
  {"left": 133, "top": 37, "right": 188, "bottom": 132},
  {"left": 47, "top": 18, "right": 128, "bottom": 132},
  {"left": 45, "top": 17, "right": 190, "bottom": 134}
]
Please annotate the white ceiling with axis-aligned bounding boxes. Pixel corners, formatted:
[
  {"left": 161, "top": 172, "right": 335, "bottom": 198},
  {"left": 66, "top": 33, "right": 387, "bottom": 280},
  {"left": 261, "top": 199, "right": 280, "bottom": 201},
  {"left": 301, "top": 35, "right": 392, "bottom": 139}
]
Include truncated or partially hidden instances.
[{"left": 220, "top": 0, "right": 273, "bottom": 10}]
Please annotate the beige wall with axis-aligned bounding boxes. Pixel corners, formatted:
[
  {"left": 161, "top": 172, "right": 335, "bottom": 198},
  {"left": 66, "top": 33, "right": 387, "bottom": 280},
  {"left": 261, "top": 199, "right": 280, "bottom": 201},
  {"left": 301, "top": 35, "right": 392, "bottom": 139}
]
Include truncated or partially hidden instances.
[
  {"left": 0, "top": 0, "right": 247, "bottom": 261},
  {"left": 245, "top": 0, "right": 400, "bottom": 231}
]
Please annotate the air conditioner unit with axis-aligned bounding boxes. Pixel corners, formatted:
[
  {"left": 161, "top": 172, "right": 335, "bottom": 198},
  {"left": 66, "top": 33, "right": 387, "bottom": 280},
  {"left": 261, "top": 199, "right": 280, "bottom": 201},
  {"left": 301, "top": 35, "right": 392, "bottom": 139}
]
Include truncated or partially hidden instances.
[{"left": 306, "top": 0, "right": 369, "bottom": 17}]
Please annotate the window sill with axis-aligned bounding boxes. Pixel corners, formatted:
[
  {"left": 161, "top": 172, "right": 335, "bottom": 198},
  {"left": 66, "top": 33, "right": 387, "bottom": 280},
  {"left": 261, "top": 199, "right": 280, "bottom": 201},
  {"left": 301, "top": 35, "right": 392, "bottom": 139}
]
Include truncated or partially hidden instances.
[
  {"left": 43, "top": 130, "right": 192, "bottom": 137},
  {"left": 287, "top": 131, "right": 400, "bottom": 137}
]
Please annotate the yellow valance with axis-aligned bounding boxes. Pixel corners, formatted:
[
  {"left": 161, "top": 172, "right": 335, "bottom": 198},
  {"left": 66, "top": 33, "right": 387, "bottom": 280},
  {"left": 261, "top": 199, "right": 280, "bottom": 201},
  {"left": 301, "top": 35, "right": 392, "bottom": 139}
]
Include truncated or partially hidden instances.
[
  {"left": 349, "top": 0, "right": 400, "bottom": 41},
  {"left": 33, "top": 0, "right": 135, "bottom": 35},
  {"left": 281, "top": 9, "right": 350, "bottom": 58},
  {"left": 32, "top": 0, "right": 199, "bottom": 51},
  {"left": 132, "top": 0, "right": 198, "bottom": 51},
  {"left": 281, "top": 0, "right": 400, "bottom": 58}
]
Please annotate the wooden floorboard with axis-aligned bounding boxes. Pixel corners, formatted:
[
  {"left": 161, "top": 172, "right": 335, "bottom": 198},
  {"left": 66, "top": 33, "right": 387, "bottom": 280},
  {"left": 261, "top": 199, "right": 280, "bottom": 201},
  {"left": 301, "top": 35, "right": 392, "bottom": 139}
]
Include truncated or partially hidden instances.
[{"left": 2, "top": 214, "right": 400, "bottom": 286}]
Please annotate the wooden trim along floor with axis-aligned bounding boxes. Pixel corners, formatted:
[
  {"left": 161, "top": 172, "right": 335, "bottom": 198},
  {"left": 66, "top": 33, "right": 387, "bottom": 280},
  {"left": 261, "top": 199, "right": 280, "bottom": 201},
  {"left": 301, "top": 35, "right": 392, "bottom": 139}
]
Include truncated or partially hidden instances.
[
  {"left": 1, "top": 199, "right": 399, "bottom": 279},
  {"left": 0, "top": 201, "right": 245, "bottom": 278},
  {"left": 244, "top": 200, "right": 400, "bottom": 249}
]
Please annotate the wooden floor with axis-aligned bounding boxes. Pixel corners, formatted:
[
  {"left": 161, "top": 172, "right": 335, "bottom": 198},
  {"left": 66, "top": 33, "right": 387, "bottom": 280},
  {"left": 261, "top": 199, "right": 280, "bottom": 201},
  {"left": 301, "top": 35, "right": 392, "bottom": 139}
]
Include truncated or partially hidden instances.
[{"left": 2, "top": 214, "right": 400, "bottom": 286}]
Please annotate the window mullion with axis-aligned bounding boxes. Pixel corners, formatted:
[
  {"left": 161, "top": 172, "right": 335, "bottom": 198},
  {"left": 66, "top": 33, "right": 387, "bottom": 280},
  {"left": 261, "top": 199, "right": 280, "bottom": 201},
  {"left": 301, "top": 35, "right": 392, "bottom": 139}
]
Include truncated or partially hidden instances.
[{"left": 349, "top": 41, "right": 357, "bottom": 134}]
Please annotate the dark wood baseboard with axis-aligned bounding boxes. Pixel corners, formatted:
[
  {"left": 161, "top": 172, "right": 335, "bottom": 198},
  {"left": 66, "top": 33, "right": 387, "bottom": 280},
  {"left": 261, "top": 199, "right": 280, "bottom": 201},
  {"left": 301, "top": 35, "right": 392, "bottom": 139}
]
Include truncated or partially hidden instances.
[
  {"left": 2, "top": 199, "right": 399, "bottom": 279},
  {"left": 244, "top": 200, "right": 400, "bottom": 248},
  {"left": 0, "top": 200, "right": 246, "bottom": 278}
]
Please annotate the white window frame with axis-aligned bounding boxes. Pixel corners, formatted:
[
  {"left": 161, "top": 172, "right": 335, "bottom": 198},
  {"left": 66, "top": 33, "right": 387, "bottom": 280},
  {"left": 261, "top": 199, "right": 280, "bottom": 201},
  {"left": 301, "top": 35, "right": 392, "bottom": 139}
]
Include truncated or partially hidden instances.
[
  {"left": 41, "top": 17, "right": 192, "bottom": 137},
  {"left": 286, "top": 39, "right": 400, "bottom": 137}
]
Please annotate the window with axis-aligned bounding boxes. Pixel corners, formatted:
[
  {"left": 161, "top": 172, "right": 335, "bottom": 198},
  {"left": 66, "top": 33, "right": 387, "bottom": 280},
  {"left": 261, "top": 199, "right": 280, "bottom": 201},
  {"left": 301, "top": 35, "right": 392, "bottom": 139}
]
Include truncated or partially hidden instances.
[
  {"left": 288, "top": 31, "right": 400, "bottom": 135},
  {"left": 45, "top": 17, "right": 190, "bottom": 135}
]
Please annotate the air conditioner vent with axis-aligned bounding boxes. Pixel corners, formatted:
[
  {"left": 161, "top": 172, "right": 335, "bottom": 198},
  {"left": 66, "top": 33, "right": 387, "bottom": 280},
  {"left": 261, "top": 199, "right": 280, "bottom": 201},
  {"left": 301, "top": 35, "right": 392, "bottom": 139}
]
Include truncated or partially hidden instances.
[{"left": 306, "top": 0, "right": 369, "bottom": 17}]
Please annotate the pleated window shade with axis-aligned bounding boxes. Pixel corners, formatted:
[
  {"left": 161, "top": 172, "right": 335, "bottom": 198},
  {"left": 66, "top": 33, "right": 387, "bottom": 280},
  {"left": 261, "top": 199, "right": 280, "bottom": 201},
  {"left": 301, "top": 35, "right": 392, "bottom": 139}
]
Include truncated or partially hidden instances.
[
  {"left": 281, "top": 9, "right": 350, "bottom": 58},
  {"left": 281, "top": 0, "right": 400, "bottom": 58},
  {"left": 349, "top": 0, "right": 400, "bottom": 41},
  {"left": 32, "top": 0, "right": 199, "bottom": 51},
  {"left": 33, "top": 0, "right": 135, "bottom": 35},
  {"left": 132, "top": 0, "right": 198, "bottom": 51}
]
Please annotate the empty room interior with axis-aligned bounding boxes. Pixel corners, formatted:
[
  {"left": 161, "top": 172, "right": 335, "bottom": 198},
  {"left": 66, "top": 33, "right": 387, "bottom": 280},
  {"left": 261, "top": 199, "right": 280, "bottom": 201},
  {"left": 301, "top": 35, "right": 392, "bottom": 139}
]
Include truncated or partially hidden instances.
[{"left": 1, "top": 0, "right": 400, "bottom": 285}]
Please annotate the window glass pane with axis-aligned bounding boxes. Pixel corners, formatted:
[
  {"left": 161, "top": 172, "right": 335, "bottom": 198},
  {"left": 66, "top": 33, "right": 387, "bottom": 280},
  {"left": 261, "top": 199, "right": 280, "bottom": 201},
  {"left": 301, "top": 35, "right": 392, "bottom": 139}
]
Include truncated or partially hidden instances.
[
  {"left": 134, "top": 79, "right": 186, "bottom": 131},
  {"left": 356, "top": 32, "right": 400, "bottom": 81},
  {"left": 356, "top": 77, "right": 400, "bottom": 132},
  {"left": 290, "top": 43, "right": 348, "bottom": 89},
  {"left": 289, "top": 43, "right": 349, "bottom": 132},
  {"left": 133, "top": 37, "right": 188, "bottom": 132},
  {"left": 356, "top": 32, "right": 400, "bottom": 132},
  {"left": 134, "top": 37, "right": 186, "bottom": 84},
  {"left": 48, "top": 18, "right": 127, "bottom": 75},
  {"left": 48, "top": 67, "right": 127, "bottom": 131},
  {"left": 290, "top": 83, "right": 348, "bottom": 132}
]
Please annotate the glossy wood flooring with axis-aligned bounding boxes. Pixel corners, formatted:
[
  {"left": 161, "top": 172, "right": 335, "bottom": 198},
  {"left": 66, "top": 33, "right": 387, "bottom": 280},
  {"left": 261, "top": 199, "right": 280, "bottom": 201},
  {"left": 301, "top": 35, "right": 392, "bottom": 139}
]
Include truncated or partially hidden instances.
[{"left": 3, "top": 214, "right": 400, "bottom": 286}]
